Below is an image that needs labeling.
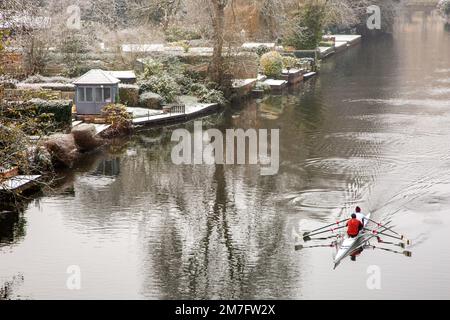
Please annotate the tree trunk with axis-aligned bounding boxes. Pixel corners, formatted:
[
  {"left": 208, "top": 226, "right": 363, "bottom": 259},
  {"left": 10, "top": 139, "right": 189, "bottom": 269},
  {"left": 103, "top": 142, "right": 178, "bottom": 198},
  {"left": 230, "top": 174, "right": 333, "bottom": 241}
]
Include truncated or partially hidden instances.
[{"left": 210, "top": 0, "right": 227, "bottom": 85}]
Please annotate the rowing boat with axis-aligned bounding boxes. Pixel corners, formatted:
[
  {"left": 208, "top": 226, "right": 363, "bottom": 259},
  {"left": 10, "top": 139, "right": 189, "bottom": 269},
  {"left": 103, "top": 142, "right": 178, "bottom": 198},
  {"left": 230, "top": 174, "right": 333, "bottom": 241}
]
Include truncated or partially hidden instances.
[
  {"left": 297, "top": 211, "right": 411, "bottom": 268},
  {"left": 333, "top": 213, "right": 372, "bottom": 269}
]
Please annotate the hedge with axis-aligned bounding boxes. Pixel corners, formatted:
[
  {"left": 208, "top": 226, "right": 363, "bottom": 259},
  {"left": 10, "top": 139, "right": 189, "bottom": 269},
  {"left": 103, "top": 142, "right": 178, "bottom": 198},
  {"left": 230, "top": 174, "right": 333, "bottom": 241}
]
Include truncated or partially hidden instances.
[
  {"left": 29, "top": 99, "right": 73, "bottom": 125},
  {"left": 119, "top": 84, "right": 139, "bottom": 107},
  {"left": 0, "top": 99, "right": 72, "bottom": 135}
]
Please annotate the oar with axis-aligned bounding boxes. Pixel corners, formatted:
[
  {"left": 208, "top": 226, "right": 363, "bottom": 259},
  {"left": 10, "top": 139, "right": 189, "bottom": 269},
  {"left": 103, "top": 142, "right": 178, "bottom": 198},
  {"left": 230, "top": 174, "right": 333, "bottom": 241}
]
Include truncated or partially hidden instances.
[
  {"left": 365, "top": 227, "right": 411, "bottom": 245},
  {"left": 367, "top": 217, "right": 401, "bottom": 236},
  {"left": 303, "top": 225, "right": 346, "bottom": 241},
  {"left": 372, "top": 223, "right": 409, "bottom": 243},
  {"left": 306, "top": 234, "right": 343, "bottom": 241},
  {"left": 375, "top": 237, "right": 406, "bottom": 249},
  {"left": 303, "top": 219, "right": 348, "bottom": 237},
  {"left": 295, "top": 243, "right": 335, "bottom": 251},
  {"left": 366, "top": 245, "right": 412, "bottom": 257}
]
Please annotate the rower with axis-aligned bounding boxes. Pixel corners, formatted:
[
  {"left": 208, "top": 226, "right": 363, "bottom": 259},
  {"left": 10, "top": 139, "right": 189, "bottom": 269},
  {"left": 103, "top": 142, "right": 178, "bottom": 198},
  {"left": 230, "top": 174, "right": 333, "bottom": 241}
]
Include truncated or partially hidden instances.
[
  {"left": 350, "top": 247, "right": 364, "bottom": 261},
  {"left": 346, "top": 213, "right": 363, "bottom": 238},
  {"left": 354, "top": 206, "right": 367, "bottom": 226}
]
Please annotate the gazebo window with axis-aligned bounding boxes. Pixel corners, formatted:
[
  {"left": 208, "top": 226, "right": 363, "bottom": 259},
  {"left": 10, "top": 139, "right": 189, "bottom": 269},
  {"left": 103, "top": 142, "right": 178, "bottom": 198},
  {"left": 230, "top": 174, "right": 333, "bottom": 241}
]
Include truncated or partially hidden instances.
[
  {"left": 85, "top": 88, "right": 93, "bottom": 102},
  {"left": 77, "top": 87, "right": 85, "bottom": 102},
  {"left": 95, "top": 87, "right": 103, "bottom": 102},
  {"left": 104, "top": 87, "right": 111, "bottom": 102}
]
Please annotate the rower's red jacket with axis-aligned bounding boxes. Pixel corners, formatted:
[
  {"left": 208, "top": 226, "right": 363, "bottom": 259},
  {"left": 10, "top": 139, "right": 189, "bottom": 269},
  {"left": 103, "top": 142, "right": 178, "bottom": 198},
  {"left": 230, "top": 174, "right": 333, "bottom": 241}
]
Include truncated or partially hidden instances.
[{"left": 347, "top": 218, "right": 363, "bottom": 236}]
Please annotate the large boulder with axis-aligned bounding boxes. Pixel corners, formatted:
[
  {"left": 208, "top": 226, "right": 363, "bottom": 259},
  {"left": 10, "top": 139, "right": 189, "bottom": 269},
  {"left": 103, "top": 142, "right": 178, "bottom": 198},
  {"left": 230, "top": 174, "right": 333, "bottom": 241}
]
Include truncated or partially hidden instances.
[
  {"left": 71, "top": 124, "right": 104, "bottom": 152},
  {"left": 139, "top": 92, "right": 163, "bottom": 109},
  {"left": 43, "top": 133, "right": 79, "bottom": 168}
]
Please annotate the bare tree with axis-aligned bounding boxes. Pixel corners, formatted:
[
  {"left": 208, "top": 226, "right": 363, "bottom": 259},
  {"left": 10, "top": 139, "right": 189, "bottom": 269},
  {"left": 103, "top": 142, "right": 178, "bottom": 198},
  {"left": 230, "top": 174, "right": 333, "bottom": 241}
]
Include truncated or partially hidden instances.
[
  {"left": 324, "top": 0, "right": 398, "bottom": 34},
  {"left": 207, "top": 0, "right": 230, "bottom": 86},
  {"left": 0, "top": 0, "right": 53, "bottom": 75},
  {"left": 130, "top": 0, "right": 183, "bottom": 30}
]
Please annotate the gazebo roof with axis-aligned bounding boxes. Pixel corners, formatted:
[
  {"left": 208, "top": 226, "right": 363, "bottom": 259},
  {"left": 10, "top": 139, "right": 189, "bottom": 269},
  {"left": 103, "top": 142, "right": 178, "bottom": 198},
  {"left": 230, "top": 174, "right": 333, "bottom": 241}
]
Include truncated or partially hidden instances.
[
  {"left": 107, "top": 70, "right": 136, "bottom": 80},
  {"left": 73, "top": 69, "right": 121, "bottom": 85}
]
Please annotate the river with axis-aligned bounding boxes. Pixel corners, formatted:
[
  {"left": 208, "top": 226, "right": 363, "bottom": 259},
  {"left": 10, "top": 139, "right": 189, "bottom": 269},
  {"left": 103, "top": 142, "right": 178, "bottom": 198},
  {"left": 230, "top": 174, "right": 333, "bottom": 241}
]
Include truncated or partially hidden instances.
[{"left": 1, "top": 7, "right": 450, "bottom": 299}]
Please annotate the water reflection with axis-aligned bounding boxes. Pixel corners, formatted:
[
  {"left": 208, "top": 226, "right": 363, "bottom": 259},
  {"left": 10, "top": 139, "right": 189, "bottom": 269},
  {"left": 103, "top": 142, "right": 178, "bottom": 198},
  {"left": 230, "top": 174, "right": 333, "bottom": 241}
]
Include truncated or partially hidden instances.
[
  {"left": 0, "top": 212, "right": 26, "bottom": 247},
  {"left": 137, "top": 159, "right": 300, "bottom": 299},
  {"left": 0, "top": 274, "right": 24, "bottom": 300}
]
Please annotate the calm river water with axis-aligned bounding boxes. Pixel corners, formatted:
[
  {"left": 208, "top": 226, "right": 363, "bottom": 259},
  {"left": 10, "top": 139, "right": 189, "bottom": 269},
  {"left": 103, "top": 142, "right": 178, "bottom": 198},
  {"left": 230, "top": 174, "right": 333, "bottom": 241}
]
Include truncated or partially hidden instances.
[{"left": 1, "top": 7, "right": 450, "bottom": 299}]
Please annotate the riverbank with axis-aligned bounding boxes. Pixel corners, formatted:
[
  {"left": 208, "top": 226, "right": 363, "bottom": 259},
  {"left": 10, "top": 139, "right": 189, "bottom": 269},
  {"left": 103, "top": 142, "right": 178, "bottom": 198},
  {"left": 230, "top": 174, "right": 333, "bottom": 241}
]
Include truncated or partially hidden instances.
[
  {"left": 120, "top": 34, "right": 362, "bottom": 130},
  {"left": 0, "top": 34, "right": 363, "bottom": 203}
]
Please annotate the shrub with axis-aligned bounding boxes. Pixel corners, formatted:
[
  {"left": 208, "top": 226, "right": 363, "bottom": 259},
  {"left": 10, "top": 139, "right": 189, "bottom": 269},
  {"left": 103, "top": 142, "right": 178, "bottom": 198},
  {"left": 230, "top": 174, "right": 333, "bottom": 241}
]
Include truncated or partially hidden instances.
[
  {"left": 165, "top": 26, "right": 201, "bottom": 43},
  {"left": 198, "top": 89, "right": 227, "bottom": 105},
  {"left": 0, "top": 99, "right": 72, "bottom": 135},
  {"left": 0, "top": 123, "right": 30, "bottom": 172},
  {"left": 186, "top": 82, "right": 227, "bottom": 105},
  {"left": 141, "top": 59, "right": 165, "bottom": 78},
  {"left": 260, "top": 51, "right": 284, "bottom": 78},
  {"left": 29, "top": 99, "right": 73, "bottom": 125},
  {"left": 171, "top": 40, "right": 191, "bottom": 53},
  {"left": 101, "top": 104, "right": 132, "bottom": 137},
  {"left": 255, "top": 45, "right": 271, "bottom": 57},
  {"left": 21, "top": 89, "right": 60, "bottom": 101},
  {"left": 282, "top": 56, "right": 299, "bottom": 70},
  {"left": 119, "top": 84, "right": 139, "bottom": 107},
  {"left": 283, "top": 0, "right": 327, "bottom": 50},
  {"left": 178, "top": 74, "right": 195, "bottom": 94},
  {"left": 188, "top": 83, "right": 209, "bottom": 96},
  {"left": 182, "top": 67, "right": 205, "bottom": 83},
  {"left": 438, "top": 0, "right": 450, "bottom": 16},
  {"left": 139, "top": 74, "right": 180, "bottom": 103}
]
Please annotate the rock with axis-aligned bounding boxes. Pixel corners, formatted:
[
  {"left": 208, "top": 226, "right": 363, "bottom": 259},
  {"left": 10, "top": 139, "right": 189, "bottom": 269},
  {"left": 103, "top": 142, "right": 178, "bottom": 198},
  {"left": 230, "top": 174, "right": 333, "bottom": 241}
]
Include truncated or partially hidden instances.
[
  {"left": 71, "top": 124, "right": 104, "bottom": 152},
  {"left": 43, "top": 134, "right": 79, "bottom": 168},
  {"left": 139, "top": 92, "right": 163, "bottom": 109},
  {"left": 27, "top": 146, "right": 52, "bottom": 172}
]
